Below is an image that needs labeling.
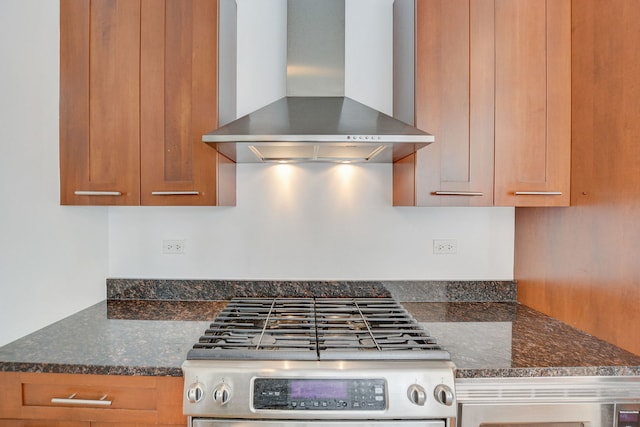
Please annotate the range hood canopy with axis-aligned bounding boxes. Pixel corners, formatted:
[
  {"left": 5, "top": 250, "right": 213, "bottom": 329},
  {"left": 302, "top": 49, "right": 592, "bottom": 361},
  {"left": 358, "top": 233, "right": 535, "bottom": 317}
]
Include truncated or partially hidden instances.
[
  {"left": 205, "top": 96, "right": 432, "bottom": 163},
  {"left": 205, "top": 0, "right": 433, "bottom": 163}
]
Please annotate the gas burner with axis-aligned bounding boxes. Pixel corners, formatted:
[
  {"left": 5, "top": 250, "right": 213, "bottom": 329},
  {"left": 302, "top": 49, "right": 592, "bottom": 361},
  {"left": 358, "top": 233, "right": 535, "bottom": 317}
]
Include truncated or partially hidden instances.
[{"left": 188, "top": 297, "right": 449, "bottom": 361}]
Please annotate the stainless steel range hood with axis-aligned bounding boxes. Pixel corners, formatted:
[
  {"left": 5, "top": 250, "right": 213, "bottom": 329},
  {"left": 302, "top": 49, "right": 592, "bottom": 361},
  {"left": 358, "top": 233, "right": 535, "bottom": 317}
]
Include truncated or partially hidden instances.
[{"left": 204, "top": 0, "right": 433, "bottom": 163}]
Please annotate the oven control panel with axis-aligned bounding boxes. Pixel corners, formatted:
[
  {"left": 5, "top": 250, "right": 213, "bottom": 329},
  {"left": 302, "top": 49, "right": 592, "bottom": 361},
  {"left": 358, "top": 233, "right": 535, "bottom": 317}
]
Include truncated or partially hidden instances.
[{"left": 253, "top": 378, "right": 386, "bottom": 411}]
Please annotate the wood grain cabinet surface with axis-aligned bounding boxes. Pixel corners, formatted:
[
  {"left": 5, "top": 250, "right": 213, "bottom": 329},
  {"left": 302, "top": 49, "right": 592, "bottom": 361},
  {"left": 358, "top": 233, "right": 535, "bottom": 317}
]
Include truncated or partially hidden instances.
[
  {"left": 59, "top": 0, "right": 235, "bottom": 206},
  {"left": 493, "top": 0, "right": 571, "bottom": 206},
  {"left": 395, "top": 0, "right": 571, "bottom": 207},
  {"left": 0, "top": 372, "right": 184, "bottom": 426}
]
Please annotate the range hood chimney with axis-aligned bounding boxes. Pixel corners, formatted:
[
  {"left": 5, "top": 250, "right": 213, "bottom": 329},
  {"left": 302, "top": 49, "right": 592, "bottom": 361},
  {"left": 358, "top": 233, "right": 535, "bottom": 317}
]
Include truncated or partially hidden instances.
[{"left": 204, "top": 0, "right": 433, "bottom": 163}]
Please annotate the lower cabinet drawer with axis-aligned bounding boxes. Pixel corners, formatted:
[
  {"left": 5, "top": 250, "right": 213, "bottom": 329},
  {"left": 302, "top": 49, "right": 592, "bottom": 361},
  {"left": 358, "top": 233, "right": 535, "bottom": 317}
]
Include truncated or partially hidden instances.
[
  {"left": 23, "top": 378, "right": 157, "bottom": 411},
  {"left": 0, "top": 372, "right": 185, "bottom": 424},
  {"left": 0, "top": 421, "right": 88, "bottom": 427}
]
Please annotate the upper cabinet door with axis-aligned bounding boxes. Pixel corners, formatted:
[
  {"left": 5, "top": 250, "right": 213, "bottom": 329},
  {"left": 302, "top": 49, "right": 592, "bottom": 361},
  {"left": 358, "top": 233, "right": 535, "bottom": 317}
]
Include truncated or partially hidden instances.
[
  {"left": 413, "top": 0, "right": 495, "bottom": 207},
  {"left": 139, "top": 0, "right": 220, "bottom": 206},
  {"left": 60, "top": 0, "right": 141, "bottom": 205},
  {"left": 60, "top": 0, "right": 235, "bottom": 206},
  {"left": 397, "top": 0, "right": 571, "bottom": 207},
  {"left": 493, "top": 0, "right": 571, "bottom": 206}
]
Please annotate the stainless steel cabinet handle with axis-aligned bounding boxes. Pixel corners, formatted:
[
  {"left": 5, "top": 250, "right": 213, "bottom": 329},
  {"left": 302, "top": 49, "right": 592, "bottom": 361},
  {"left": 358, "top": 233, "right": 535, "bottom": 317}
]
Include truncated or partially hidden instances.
[
  {"left": 51, "top": 392, "right": 112, "bottom": 407},
  {"left": 514, "top": 191, "right": 563, "bottom": 196},
  {"left": 151, "top": 191, "right": 200, "bottom": 196},
  {"left": 434, "top": 191, "right": 484, "bottom": 196},
  {"left": 74, "top": 191, "right": 122, "bottom": 196}
]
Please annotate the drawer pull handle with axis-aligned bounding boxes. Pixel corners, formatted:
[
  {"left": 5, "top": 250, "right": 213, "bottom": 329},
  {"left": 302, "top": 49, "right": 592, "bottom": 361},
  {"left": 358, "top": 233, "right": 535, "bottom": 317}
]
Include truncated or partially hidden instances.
[
  {"left": 51, "top": 392, "right": 112, "bottom": 407},
  {"left": 433, "top": 191, "right": 484, "bottom": 196},
  {"left": 151, "top": 191, "right": 200, "bottom": 196},
  {"left": 74, "top": 191, "right": 122, "bottom": 196},
  {"left": 514, "top": 191, "right": 563, "bottom": 196}
]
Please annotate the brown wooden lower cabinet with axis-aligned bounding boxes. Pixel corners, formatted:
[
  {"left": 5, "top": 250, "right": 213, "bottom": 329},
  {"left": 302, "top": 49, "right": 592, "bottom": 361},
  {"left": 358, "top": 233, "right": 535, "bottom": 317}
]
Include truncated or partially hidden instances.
[
  {"left": 0, "top": 372, "right": 185, "bottom": 426},
  {"left": 0, "top": 422, "right": 184, "bottom": 427},
  {"left": 0, "top": 422, "right": 88, "bottom": 427}
]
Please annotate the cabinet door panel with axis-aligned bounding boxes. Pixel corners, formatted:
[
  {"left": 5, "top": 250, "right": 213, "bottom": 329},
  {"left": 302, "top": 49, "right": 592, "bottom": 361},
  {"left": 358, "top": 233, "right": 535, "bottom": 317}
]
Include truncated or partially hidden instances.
[
  {"left": 411, "top": 0, "right": 494, "bottom": 206},
  {"left": 140, "top": 0, "right": 220, "bottom": 206},
  {"left": 0, "top": 422, "right": 87, "bottom": 427},
  {"left": 0, "top": 372, "right": 184, "bottom": 425},
  {"left": 60, "top": 0, "right": 141, "bottom": 205},
  {"left": 494, "top": 0, "right": 571, "bottom": 206}
]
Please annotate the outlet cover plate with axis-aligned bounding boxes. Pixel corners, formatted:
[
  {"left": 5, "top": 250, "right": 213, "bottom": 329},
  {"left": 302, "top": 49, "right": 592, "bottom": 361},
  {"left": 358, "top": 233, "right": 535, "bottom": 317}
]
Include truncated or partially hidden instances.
[
  {"left": 433, "top": 239, "right": 457, "bottom": 254},
  {"left": 163, "top": 239, "right": 185, "bottom": 254}
]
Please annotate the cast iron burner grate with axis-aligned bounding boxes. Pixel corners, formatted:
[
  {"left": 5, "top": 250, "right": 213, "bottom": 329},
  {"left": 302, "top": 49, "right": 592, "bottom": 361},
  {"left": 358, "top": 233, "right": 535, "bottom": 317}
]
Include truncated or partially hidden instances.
[{"left": 187, "top": 298, "right": 450, "bottom": 361}]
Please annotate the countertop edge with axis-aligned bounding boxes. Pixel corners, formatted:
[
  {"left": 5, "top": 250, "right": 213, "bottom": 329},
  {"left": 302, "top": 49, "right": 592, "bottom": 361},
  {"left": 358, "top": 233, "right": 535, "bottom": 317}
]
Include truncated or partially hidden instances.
[
  {"left": 455, "top": 366, "right": 640, "bottom": 379},
  {"left": 0, "top": 361, "right": 183, "bottom": 377},
  {"left": 5, "top": 362, "right": 640, "bottom": 379},
  {"left": 4, "top": 362, "right": 639, "bottom": 380}
]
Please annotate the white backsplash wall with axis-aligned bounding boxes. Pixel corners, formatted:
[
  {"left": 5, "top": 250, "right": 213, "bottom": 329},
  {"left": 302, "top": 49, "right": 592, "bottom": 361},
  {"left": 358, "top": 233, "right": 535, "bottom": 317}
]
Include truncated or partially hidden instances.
[
  {"left": 109, "top": 163, "right": 514, "bottom": 280},
  {"left": 108, "top": 0, "right": 515, "bottom": 281}
]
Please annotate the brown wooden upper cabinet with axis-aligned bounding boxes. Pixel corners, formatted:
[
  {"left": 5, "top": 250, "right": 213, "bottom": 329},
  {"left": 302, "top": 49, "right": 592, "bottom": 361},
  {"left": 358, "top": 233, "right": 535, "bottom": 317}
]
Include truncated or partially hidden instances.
[
  {"left": 59, "top": 0, "right": 235, "bottom": 206},
  {"left": 394, "top": 0, "right": 570, "bottom": 207}
]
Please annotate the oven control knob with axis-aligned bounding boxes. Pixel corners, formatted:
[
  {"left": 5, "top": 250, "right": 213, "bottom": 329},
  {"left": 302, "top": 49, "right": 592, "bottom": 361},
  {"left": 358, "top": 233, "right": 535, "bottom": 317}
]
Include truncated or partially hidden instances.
[
  {"left": 186, "top": 382, "right": 205, "bottom": 403},
  {"left": 213, "top": 383, "right": 232, "bottom": 405},
  {"left": 434, "top": 384, "right": 454, "bottom": 406},
  {"left": 407, "top": 384, "right": 427, "bottom": 406}
]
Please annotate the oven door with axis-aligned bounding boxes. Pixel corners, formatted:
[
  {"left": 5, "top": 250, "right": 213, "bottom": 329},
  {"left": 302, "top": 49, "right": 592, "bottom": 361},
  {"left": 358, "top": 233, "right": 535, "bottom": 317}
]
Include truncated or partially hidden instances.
[{"left": 192, "top": 420, "right": 446, "bottom": 427}]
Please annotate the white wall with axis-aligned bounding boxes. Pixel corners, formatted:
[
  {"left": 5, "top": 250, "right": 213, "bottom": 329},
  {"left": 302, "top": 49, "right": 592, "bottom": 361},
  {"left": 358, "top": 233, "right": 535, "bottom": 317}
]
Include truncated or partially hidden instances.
[
  {"left": 109, "top": 165, "right": 514, "bottom": 280},
  {"left": 235, "top": 0, "right": 287, "bottom": 118},
  {"left": 108, "top": 2, "right": 515, "bottom": 280},
  {"left": 0, "top": 1, "right": 108, "bottom": 347},
  {"left": 345, "top": 0, "right": 394, "bottom": 114}
]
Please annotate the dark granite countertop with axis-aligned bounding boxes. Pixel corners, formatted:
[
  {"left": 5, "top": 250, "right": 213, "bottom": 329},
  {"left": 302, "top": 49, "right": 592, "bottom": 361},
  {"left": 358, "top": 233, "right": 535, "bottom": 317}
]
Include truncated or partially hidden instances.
[
  {"left": 0, "top": 280, "right": 639, "bottom": 379},
  {"left": 405, "top": 302, "right": 640, "bottom": 378},
  {"left": 0, "top": 301, "right": 224, "bottom": 376}
]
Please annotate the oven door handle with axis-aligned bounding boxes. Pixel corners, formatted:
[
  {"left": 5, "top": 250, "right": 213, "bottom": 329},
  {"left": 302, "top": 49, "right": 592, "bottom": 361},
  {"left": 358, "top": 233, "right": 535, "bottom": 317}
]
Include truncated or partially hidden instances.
[{"left": 191, "top": 421, "right": 446, "bottom": 427}]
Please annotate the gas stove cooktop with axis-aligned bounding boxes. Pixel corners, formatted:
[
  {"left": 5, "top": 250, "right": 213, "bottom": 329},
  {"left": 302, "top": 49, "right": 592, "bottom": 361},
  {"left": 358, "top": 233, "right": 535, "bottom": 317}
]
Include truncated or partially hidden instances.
[
  {"left": 187, "top": 297, "right": 450, "bottom": 361},
  {"left": 182, "top": 298, "right": 457, "bottom": 422}
]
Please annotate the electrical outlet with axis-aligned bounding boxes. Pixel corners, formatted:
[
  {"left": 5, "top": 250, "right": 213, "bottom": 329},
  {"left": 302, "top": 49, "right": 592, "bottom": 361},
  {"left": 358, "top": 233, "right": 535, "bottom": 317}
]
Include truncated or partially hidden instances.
[
  {"left": 163, "top": 239, "right": 185, "bottom": 254},
  {"left": 433, "top": 239, "right": 457, "bottom": 254}
]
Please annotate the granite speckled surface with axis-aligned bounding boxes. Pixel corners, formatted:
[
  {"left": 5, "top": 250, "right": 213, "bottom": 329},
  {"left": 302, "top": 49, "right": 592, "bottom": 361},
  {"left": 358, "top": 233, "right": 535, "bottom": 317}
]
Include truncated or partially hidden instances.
[
  {"left": 0, "top": 301, "right": 221, "bottom": 376},
  {"left": 106, "top": 300, "right": 226, "bottom": 321},
  {"left": 107, "top": 279, "right": 392, "bottom": 300},
  {"left": 106, "top": 279, "right": 517, "bottom": 302},
  {"left": 1, "top": 280, "right": 639, "bottom": 379},
  {"left": 384, "top": 280, "right": 517, "bottom": 302},
  {"left": 405, "top": 302, "right": 640, "bottom": 378}
]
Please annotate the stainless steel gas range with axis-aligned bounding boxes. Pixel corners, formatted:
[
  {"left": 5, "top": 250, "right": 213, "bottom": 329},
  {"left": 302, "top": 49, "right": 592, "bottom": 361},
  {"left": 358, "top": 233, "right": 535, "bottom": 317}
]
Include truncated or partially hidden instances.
[{"left": 182, "top": 298, "right": 457, "bottom": 426}]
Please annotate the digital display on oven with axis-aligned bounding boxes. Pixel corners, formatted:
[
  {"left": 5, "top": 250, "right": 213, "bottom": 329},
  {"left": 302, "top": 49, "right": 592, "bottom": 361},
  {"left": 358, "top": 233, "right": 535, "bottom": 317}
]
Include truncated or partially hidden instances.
[
  {"left": 618, "top": 410, "right": 640, "bottom": 427},
  {"left": 253, "top": 378, "right": 386, "bottom": 411},
  {"left": 290, "top": 379, "right": 348, "bottom": 400}
]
